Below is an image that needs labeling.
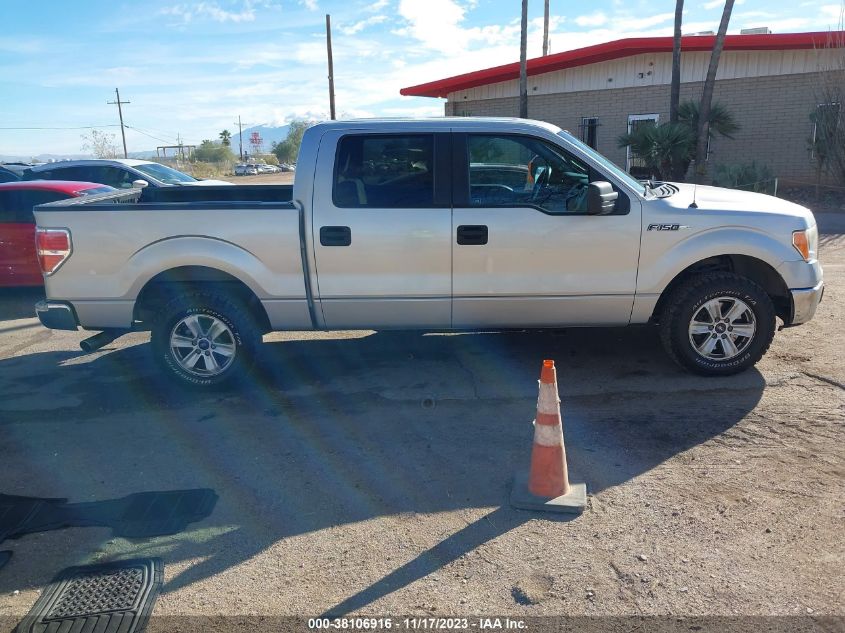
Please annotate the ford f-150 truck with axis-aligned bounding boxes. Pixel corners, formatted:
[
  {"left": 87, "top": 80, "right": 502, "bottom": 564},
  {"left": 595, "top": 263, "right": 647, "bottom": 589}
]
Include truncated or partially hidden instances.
[{"left": 33, "top": 118, "right": 824, "bottom": 387}]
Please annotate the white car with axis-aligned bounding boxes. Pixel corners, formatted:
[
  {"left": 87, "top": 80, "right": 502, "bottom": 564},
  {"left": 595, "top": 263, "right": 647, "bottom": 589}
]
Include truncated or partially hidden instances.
[
  {"left": 234, "top": 164, "right": 259, "bottom": 176},
  {"left": 257, "top": 164, "right": 280, "bottom": 173},
  {"left": 24, "top": 159, "right": 233, "bottom": 188}
]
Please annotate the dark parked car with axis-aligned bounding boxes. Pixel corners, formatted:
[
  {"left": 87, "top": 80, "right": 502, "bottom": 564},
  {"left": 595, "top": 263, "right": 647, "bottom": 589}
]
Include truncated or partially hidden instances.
[
  {"left": 0, "top": 162, "right": 38, "bottom": 183},
  {"left": 0, "top": 180, "right": 115, "bottom": 286},
  {"left": 23, "top": 159, "right": 232, "bottom": 188}
]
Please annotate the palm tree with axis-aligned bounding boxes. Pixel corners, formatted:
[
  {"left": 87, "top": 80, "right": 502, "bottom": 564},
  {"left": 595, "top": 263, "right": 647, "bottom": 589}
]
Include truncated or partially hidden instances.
[
  {"left": 694, "top": 0, "right": 736, "bottom": 181},
  {"left": 219, "top": 129, "right": 232, "bottom": 147},
  {"left": 618, "top": 100, "right": 739, "bottom": 181},
  {"left": 670, "top": 0, "right": 685, "bottom": 124},
  {"left": 617, "top": 123, "right": 695, "bottom": 181}
]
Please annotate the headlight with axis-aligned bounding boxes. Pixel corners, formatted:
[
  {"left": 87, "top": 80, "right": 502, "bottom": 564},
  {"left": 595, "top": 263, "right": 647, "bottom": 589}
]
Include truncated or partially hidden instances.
[{"left": 792, "top": 226, "right": 817, "bottom": 262}]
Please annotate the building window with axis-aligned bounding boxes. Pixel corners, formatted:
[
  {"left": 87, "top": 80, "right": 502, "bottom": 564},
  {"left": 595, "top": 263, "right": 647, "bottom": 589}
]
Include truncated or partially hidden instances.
[
  {"left": 626, "top": 113, "right": 659, "bottom": 176},
  {"left": 580, "top": 117, "right": 599, "bottom": 149},
  {"left": 811, "top": 102, "right": 841, "bottom": 159}
]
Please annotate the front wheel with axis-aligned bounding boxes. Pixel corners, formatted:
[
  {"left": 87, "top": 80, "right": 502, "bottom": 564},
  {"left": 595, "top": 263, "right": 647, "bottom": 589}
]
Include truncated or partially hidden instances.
[
  {"left": 151, "top": 291, "right": 261, "bottom": 387},
  {"left": 659, "top": 272, "right": 776, "bottom": 376}
]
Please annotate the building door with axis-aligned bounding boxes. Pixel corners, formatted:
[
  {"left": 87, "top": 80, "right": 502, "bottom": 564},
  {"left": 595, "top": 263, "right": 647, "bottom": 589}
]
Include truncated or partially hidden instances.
[
  {"left": 626, "top": 113, "right": 659, "bottom": 178},
  {"left": 311, "top": 129, "right": 453, "bottom": 329},
  {"left": 451, "top": 133, "right": 642, "bottom": 328}
]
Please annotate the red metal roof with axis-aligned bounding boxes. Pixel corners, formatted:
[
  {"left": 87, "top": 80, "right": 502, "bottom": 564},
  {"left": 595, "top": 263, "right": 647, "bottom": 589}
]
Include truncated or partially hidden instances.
[{"left": 400, "top": 31, "right": 843, "bottom": 98}]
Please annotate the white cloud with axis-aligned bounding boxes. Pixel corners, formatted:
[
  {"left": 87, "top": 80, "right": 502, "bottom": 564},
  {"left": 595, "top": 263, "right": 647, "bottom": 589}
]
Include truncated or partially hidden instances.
[
  {"left": 752, "top": 17, "right": 811, "bottom": 31},
  {"left": 615, "top": 12, "right": 675, "bottom": 30},
  {"left": 820, "top": 4, "right": 844, "bottom": 21},
  {"left": 575, "top": 12, "right": 608, "bottom": 27},
  {"left": 161, "top": 1, "right": 257, "bottom": 23},
  {"left": 365, "top": 0, "right": 390, "bottom": 12},
  {"left": 702, "top": 0, "right": 745, "bottom": 9},
  {"left": 300, "top": 0, "right": 318, "bottom": 10},
  {"left": 341, "top": 15, "right": 388, "bottom": 35}
]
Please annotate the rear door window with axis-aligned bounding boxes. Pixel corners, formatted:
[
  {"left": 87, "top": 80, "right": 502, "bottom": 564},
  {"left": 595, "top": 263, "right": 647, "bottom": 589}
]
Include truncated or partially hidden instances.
[{"left": 333, "top": 134, "right": 435, "bottom": 208}]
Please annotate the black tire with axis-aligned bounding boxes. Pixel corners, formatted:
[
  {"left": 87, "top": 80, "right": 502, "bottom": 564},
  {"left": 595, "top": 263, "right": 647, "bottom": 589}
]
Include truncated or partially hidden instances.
[
  {"left": 151, "top": 291, "right": 261, "bottom": 388},
  {"left": 659, "top": 272, "right": 776, "bottom": 376}
]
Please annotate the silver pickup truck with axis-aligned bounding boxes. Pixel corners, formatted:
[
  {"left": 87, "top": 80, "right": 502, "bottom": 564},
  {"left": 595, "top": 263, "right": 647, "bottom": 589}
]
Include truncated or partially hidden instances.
[{"left": 33, "top": 118, "right": 823, "bottom": 387}]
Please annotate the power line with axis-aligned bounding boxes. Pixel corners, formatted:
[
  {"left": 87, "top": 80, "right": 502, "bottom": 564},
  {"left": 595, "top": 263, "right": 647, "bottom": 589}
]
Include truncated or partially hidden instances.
[{"left": 124, "top": 125, "right": 178, "bottom": 145}]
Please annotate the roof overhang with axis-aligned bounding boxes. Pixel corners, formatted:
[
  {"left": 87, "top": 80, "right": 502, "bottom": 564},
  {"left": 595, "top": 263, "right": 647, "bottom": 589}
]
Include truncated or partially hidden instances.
[{"left": 400, "top": 31, "right": 844, "bottom": 98}]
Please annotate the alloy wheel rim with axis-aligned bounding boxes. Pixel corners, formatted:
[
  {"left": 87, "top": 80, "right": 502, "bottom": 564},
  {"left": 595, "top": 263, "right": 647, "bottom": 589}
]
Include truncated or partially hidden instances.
[
  {"left": 170, "top": 314, "right": 236, "bottom": 377},
  {"left": 688, "top": 296, "right": 756, "bottom": 361}
]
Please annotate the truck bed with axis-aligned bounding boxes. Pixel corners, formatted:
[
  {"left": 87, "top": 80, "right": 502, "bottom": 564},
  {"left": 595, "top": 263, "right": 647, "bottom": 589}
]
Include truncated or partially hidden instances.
[
  {"left": 140, "top": 184, "right": 293, "bottom": 204},
  {"left": 34, "top": 189, "right": 308, "bottom": 330}
]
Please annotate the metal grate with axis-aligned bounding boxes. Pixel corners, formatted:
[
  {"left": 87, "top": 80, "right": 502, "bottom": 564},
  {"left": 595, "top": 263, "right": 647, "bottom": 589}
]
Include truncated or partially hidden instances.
[{"left": 46, "top": 566, "right": 144, "bottom": 619}]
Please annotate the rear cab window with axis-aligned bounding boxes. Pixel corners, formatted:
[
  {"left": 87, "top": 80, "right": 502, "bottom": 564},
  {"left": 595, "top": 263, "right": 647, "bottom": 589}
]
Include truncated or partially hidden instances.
[{"left": 332, "top": 134, "right": 435, "bottom": 208}]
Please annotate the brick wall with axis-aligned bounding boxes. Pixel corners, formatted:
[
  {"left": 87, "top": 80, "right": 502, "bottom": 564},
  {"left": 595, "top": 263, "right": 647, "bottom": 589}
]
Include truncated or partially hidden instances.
[{"left": 446, "top": 71, "right": 844, "bottom": 184}]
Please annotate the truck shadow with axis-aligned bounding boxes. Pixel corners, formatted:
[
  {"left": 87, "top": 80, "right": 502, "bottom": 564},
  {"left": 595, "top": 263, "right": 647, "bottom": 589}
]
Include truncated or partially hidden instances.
[
  {"left": 0, "top": 287, "right": 43, "bottom": 322},
  {"left": 0, "top": 327, "right": 766, "bottom": 613}
]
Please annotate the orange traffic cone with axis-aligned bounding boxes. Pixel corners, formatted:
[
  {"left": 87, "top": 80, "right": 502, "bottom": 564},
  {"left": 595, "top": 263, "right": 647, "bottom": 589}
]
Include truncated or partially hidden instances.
[{"left": 510, "top": 360, "right": 587, "bottom": 513}]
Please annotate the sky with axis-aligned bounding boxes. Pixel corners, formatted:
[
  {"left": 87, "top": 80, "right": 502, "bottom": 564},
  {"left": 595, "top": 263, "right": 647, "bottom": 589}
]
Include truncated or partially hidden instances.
[{"left": 1, "top": 0, "right": 842, "bottom": 156}]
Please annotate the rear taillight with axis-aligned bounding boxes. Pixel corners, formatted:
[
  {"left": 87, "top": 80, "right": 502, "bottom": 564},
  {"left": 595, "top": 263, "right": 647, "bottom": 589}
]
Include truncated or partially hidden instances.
[{"left": 35, "top": 228, "right": 72, "bottom": 275}]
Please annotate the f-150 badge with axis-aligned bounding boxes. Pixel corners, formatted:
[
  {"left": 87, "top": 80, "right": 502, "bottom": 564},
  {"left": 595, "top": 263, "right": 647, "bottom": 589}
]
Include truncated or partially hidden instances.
[{"left": 647, "top": 223, "right": 691, "bottom": 231}]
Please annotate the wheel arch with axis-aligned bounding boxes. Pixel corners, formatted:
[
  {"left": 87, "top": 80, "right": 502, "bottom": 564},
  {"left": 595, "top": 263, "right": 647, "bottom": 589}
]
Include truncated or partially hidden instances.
[
  {"left": 134, "top": 265, "right": 272, "bottom": 332},
  {"left": 651, "top": 254, "right": 791, "bottom": 324}
]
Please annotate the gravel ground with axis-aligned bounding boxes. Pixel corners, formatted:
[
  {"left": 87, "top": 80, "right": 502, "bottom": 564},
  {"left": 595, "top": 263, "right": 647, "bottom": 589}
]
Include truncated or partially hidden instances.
[{"left": 0, "top": 211, "right": 841, "bottom": 631}]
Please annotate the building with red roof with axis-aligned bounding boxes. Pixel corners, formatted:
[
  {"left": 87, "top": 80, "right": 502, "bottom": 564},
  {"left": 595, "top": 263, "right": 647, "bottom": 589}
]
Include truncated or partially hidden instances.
[{"left": 402, "top": 31, "right": 844, "bottom": 182}]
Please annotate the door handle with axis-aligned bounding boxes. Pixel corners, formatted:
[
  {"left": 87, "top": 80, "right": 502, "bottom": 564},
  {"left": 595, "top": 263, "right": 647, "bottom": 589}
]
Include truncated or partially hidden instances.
[
  {"left": 456, "top": 225, "right": 488, "bottom": 245},
  {"left": 320, "top": 225, "right": 351, "bottom": 246}
]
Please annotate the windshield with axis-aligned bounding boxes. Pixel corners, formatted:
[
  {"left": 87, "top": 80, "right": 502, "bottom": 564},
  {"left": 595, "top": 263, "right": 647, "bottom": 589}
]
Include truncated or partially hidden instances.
[
  {"left": 133, "top": 162, "right": 198, "bottom": 184},
  {"left": 76, "top": 186, "right": 116, "bottom": 196},
  {"left": 557, "top": 130, "right": 647, "bottom": 197}
]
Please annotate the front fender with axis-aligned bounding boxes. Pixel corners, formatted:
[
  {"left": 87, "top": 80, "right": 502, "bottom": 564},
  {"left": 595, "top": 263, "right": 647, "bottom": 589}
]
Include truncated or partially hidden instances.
[{"left": 637, "top": 226, "right": 797, "bottom": 296}]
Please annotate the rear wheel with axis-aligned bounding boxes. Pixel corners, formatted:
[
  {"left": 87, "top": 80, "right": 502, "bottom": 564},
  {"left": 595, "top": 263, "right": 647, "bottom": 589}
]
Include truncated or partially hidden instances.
[
  {"left": 659, "top": 272, "right": 776, "bottom": 376},
  {"left": 151, "top": 291, "right": 261, "bottom": 387}
]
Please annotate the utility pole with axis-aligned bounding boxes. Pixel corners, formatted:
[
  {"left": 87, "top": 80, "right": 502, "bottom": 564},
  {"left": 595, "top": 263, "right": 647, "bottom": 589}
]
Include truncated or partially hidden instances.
[
  {"left": 107, "top": 88, "right": 130, "bottom": 158},
  {"left": 326, "top": 14, "right": 336, "bottom": 120},
  {"left": 519, "top": 0, "right": 528, "bottom": 118},
  {"left": 236, "top": 115, "right": 244, "bottom": 160},
  {"left": 542, "top": 0, "right": 550, "bottom": 56}
]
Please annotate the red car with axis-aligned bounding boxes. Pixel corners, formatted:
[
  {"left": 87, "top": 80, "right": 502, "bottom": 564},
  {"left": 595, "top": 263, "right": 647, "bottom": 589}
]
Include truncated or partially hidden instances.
[{"left": 0, "top": 180, "right": 115, "bottom": 286}]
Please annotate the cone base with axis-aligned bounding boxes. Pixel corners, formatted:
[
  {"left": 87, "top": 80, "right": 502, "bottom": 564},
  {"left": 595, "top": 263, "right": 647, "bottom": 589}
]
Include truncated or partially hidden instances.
[{"left": 510, "top": 472, "right": 587, "bottom": 514}]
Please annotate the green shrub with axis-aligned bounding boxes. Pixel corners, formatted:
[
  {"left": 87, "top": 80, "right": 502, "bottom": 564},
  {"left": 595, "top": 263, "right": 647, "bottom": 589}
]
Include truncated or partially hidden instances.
[{"left": 712, "top": 162, "right": 775, "bottom": 194}]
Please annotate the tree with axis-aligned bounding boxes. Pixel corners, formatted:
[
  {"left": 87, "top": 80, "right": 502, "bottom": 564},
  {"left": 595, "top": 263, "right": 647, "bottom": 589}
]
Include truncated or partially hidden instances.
[
  {"left": 518, "top": 0, "right": 528, "bottom": 118},
  {"left": 618, "top": 100, "right": 739, "bottom": 181},
  {"left": 670, "top": 0, "right": 685, "bottom": 124},
  {"left": 617, "top": 123, "right": 695, "bottom": 181},
  {"left": 693, "top": 0, "right": 735, "bottom": 182},
  {"left": 81, "top": 129, "right": 119, "bottom": 158},
  {"left": 193, "top": 140, "right": 235, "bottom": 163},
  {"left": 219, "top": 129, "right": 232, "bottom": 146},
  {"left": 271, "top": 119, "right": 313, "bottom": 163},
  {"left": 808, "top": 30, "right": 845, "bottom": 194}
]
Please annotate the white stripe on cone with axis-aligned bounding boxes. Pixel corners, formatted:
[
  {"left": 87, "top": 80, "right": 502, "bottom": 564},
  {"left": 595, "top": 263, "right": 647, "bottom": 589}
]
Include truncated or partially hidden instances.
[
  {"left": 537, "top": 381, "right": 561, "bottom": 415},
  {"left": 533, "top": 420, "right": 564, "bottom": 447}
]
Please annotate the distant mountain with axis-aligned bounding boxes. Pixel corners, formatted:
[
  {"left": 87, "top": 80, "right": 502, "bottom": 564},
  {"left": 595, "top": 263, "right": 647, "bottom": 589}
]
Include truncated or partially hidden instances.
[
  {"left": 1, "top": 153, "right": 91, "bottom": 163},
  {"left": 1, "top": 123, "right": 297, "bottom": 164}
]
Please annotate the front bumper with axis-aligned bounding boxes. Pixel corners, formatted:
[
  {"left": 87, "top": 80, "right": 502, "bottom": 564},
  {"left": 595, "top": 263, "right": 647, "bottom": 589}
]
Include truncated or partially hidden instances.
[
  {"left": 789, "top": 281, "right": 824, "bottom": 326},
  {"left": 35, "top": 300, "right": 79, "bottom": 331}
]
